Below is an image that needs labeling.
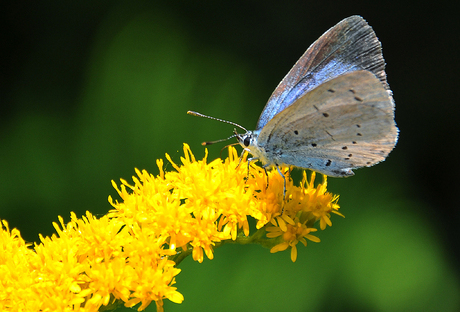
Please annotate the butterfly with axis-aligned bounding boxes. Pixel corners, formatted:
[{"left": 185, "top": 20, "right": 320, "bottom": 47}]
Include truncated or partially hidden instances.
[{"left": 188, "top": 15, "right": 398, "bottom": 190}]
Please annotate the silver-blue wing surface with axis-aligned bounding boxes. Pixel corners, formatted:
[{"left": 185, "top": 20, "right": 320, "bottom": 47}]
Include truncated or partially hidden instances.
[{"left": 256, "top": 15, "right": 390, "bottom": 130}]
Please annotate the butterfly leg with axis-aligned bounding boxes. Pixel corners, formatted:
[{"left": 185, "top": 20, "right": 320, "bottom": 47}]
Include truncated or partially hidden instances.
[
  {"left": 236, "top": 149, "right": 255, "bottom": 168},
  {"left": 244, "top": 153, "right": 268, "bottom": 188},
  {"left": 236, "top": 149, "right": 259, "bottom": 182},
  {"left": 263, "top": 167, "right": 269, "bottom": 190},
  {"left": 274, "top": 164, "right": 286, "bottom": 200},
  {"left": 245, "top": 156, "right": 260, "bottom": 181}
]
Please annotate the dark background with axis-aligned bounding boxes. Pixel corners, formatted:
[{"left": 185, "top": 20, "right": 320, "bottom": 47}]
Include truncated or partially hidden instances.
[{"left": 2, "top": 1, "right": 459, "bottom": 311}]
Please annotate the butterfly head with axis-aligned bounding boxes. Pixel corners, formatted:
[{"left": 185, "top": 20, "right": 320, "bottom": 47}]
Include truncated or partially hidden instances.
[
  {"left": 234, "top": 129, "right": 270, "bottom": 163},
  {"left": 235, "top": 129, "right": 254, "bottom": 149},
  {"left": 187, "top": 111, "right": 264, "bottom": 159}
]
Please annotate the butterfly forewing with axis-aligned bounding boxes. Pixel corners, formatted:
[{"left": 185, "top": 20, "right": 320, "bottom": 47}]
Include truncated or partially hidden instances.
[
  {"left": 257, "top": 70, "right": 397, "bottom": 177},
  {"left": 256, "top": 15, "right": 389, "bottom": 130}
]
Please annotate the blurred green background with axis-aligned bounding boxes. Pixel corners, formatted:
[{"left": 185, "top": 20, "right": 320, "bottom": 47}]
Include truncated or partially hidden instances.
[{"left": 2, "top": 1, "right": 459, "bottom": 311}]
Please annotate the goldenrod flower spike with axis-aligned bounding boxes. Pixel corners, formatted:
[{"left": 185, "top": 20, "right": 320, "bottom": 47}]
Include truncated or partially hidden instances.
[{"left": 0, "top": 143, "right": 341, "bottom": 311}]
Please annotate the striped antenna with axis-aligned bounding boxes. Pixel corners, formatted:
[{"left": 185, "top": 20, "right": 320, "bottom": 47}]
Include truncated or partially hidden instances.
[
  {"left": 187, "top": 111, "right": 247, "bottom": 146},
  {"left": 201, "top": 134, "right": 238, "bottom": 146},
  {"left": 187, "top": 111, "right": 247, "bottom": 132}
]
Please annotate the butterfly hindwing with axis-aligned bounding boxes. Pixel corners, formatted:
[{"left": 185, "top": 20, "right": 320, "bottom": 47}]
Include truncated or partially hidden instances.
[{"left": 257, "top": 70, "right": 397, "bottom": 177}]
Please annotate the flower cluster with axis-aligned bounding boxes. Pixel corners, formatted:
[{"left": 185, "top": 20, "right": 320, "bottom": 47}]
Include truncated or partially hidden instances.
[{"left": 0, "top": 144, "right": 341, "bottom": 311}]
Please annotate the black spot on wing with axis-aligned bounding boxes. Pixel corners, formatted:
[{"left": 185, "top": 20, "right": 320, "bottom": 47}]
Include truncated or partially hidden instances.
[{"left": 326, "top": 160, "right": 332, "bottom": 167}]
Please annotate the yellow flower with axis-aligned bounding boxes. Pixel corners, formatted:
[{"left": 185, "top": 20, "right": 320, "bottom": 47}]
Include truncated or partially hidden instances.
[
  {"left": 0, "top": 143, "right": 341, "bottom": 311},
  {"left": 266, "top": 222, "right": 320, "bottom": 262}
]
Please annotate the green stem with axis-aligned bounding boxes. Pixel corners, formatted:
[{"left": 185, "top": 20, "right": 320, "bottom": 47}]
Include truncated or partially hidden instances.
[
  {"left": 171, "top": 247, "right": 193, "bottom": 266},
  {"left": 173, "top": 227, "right": 280, "bottom": 266}
]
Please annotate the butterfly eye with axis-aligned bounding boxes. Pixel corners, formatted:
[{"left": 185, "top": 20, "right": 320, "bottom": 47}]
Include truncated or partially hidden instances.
[{"left": 243, "top": 137, "right": 251, "bottom": 147}]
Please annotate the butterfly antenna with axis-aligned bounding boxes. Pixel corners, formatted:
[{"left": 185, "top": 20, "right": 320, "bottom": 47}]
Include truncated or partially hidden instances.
[
  {"left": 201, "top": 133, "right": 237, "bottom": 146},
  {"left": 187, "top": 111, "right": 247, "bottom": 132}
]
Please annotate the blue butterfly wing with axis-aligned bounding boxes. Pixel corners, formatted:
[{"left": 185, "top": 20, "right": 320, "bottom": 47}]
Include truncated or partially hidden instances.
[{"left": 256, "top": 15, "right": 391, "bottom": 130}]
